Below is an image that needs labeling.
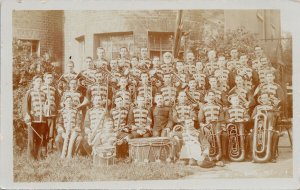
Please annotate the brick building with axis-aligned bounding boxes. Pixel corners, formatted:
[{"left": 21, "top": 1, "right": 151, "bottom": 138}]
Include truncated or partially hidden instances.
[
  {"left": 13, "top": 10, "right": 64, "bottom": 61},
  {"left": 13, "top": 10, "right": 281, "bottom": 72}
]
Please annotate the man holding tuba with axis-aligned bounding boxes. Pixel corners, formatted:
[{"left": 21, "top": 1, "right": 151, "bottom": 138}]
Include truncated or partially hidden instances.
[
  {"left": 198, "top": 90, "right": 225, "bottom": 166},
  {"left": 225, "top": 94, "right": 250, "bottom": 162}
]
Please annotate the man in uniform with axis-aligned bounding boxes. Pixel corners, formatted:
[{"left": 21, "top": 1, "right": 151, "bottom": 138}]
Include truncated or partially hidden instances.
[
  {"left": 150, "top": 93, "right": 173, "bottom": 137},
  {"left": 57, "top": 60, "right": 79, "bottom": 95},
  {"left": 23, "top": 76, "right": 48, "bottom": 160},
  {"left": 158, "top": 73, "right": 177, "bottom": 107},
  {"left": 137, "top": 72, "right": 154, "bottom": 107},
  {"left": 204, "top": 50, "right": 219, "bottom": 76},
  {"left": 139, "top": 47, "right": 152, "bottom": 71},
  {"left": 214, "top": 55, "right": 230, "bottom": 92},
  {"left": 83, "top": 95, "right": 107, "bottom": 155},
  {"left": 41, "top": 72, "right": 60, "bottom": 153},
  {"left": 118, "top": 47, "right": 131, "bottom": 74},
  {"left": 114, "top": 76, "right": 132, "bottom": 109},
  {"left": 224, "top": 94, "right": 250, "bottom": 161},
  {"left": 160, "top": 52, "right": 175, "bottom": 74},
  {"left": 110, "top": 95, "right": 132, "bottom": 158},
  {"left": 128, "top": 96, "right": 152, "bottom": 138},
  {"left": 184, "top": 51, "right": 197, "bottom": 75},
  {"left": 226, "top": 48, "right": 241, "bottom": 71},
  {"left": 95, "top": 47, "right": 109, "bottom": 71},
  {"left": 78, "top": 56, "right": 97, "bottom": 96},
  {"left": 56, "top": 96, "right": 83, "bottom": 159},
  {"left": 198, "top": 90, "right": 225, "bottom": 164}
]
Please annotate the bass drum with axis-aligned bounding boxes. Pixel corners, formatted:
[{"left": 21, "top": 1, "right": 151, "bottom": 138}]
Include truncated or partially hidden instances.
[{"left": 128, "top": 137, "right": 173, "bottom": 163}]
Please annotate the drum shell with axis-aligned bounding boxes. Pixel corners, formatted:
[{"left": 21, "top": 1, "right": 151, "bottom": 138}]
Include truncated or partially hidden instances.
[
  {"left": 93, "top": 146, "right": 116, "bottom": 166},
  {"left": 128, "top": 137, "right": 172, "bottom": 163}
]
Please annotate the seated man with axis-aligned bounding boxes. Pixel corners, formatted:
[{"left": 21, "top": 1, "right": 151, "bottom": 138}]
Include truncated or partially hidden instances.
[
  {"left": 55, "top": 96, "right": 83, "bottom": 159},
  {"left": 81, "top": 95, "right": 106, "bottom": 155},
  {"left": 128, "top": 96, "right": 152, "bottom": 138},
  {"left": 150, "top": 93, "right": 173, "bottom": 137}
]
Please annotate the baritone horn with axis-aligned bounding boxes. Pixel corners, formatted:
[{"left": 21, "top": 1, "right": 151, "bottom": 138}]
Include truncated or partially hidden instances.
[
  {"left": 227, "top": 122, "right": 245, "bottom": 162},
  {"left": 201, "top": 122, "right": 222, "bottom": 161},
  {"left": 252, "top": 111, "right": 272, "bottom": 163}
]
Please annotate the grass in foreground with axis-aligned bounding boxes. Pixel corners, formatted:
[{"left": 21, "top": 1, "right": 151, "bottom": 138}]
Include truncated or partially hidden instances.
[{"left": 13, "top": 151, "right": 195, "bottom": 182}]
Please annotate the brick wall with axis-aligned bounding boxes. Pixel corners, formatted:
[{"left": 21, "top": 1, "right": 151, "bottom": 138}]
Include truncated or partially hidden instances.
[
  {"left": 13, "top": 10, "right": 64, "bottom": 61},
  {"left": 63, "top": 10, "right": 224, "bottom": 71}
]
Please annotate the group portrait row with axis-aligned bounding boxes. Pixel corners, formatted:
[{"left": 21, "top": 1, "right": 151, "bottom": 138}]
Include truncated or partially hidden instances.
[{"left": 23, "top": 44, "right": 286, "bottom": 168}]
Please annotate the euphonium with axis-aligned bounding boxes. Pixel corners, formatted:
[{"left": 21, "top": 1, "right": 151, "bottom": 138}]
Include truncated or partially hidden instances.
[
  {"left": 202, "top": 123, "right": 222, "bottom": 160},
  {"left": 252, "top": 111, "right": 272, "bottom": 163},
  {"left": 227, "top": 123, "right": 245, "bottom": 162}
]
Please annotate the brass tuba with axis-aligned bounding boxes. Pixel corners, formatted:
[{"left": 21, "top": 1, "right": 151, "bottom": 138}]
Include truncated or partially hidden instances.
[
  {"left": 227, "top": 122, "right": 245, "bottom": 162},
  {"left": 202, "top": 123, "right": 222, "bottom": 161},
  {"left": 252, "top": 111, "right": 272, "bottom": 163}
]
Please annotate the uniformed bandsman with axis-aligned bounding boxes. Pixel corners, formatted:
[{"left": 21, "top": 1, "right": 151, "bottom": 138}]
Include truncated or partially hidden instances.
[
  {"left": 95, "top": 47, "right": 109, "bottom": 71},
  {"left": 114, "top": 76, "right": 132, "bottom": 109},
  {"left": 251, "top": 93, "right": 280, "bottom": 163},
  {"left": 228, "top": 75, "right": 256, "bottom": 110},
  {"left": 225, "top": 94, "right": 250, "bottom": 161},
  {"left": 158, "top": 73, "right": 177, "bottom": 107},
  {"left": 149, "top": 56, "right": 163, "bottom": 88},
  {"left": 204, "top": 50, "right": 219, "bottom": 76},
  {"left": 254, "top": 71, "right": 284, "bottom": 109},
  {"left": 198, "top": 90, "right": 224, "bottom": 162},
  {"left": 161, "top": 52, "right": 175, "bottom": 74},
  {"left": 214, "top": 56, "right": 230, "bottom": 92},
  {"left": 57, "top": 60, "right": 78, "bottom": 94},
  {"left": 78, "top": 57, "right": 97, "bottom": 96},
  {"left": 23, "top": 76, "right": 48, "bottom": 160},
  {"left": 184, "top": 51, "right": 197, "bottom": 75},
  {"left": 128, "top": 96, "right": 152, "bottom": 138},
  {"left": 139, "top": 47, "right": 152, "bottom": 71},
  {"left": 110, "top": 95, "right": 133, "bottom": 158},
  {"left": 41, "top": 72, "right": 60, "bottom": 152},
  {"left": 86, "top": 71, "right": 111, "bottom": 109},
  {"left": 118, "top": 47, "right": 131, "bottom": 74},
  {"left": 56, "top": 96, "right": 83, "bottom": 159},
  {"left": 83, "top": 95, "right": 107, "bottom": 149},
  {"left": 207, "top": 76, "right": 229, "bottom": 107},
  {"left": 137, "top": 72, "right": 154, "bottom": 107},
  {"left": 150, "top": 93, "right": 173, "bottom": 137},
  {"left": 226, "top": 48, "right": 241, "bottom": 71}
]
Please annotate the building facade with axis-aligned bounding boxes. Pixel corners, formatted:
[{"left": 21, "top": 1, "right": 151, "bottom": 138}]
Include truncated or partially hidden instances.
[{"left": 13, "top": 10, "right": 281, "bottom": 72}]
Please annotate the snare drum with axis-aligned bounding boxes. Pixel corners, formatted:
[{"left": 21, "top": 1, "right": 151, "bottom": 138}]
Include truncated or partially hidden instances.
[
  {"left": 93, "top": 145, "right": 116, "bottom": 166},
  {"left": 128, "top": 137, "right": 172, "bottom": 163}
]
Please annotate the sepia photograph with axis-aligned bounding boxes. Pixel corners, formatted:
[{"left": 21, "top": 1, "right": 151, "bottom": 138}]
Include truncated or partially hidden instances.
[{"left": 1, "top": 0, "right": 299, "bottom": 189}]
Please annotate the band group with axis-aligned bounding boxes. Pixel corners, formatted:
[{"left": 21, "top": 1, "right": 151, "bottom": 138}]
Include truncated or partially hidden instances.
[{"left": 23, "top": 45, "right": 284, "bottom": 167}]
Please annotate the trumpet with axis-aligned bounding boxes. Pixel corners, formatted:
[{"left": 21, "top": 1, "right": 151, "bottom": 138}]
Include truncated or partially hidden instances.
[
  {"left": 252, "top": 111, "right": 272, "bottom": 163},
  {"left": 227, "top": 122, "right": 245, "bottom": 162}
]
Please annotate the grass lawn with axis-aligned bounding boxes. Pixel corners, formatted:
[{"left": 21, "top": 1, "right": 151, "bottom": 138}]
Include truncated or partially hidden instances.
[{"left": 13, "top": 151, "right": 196, "bottom": 182}]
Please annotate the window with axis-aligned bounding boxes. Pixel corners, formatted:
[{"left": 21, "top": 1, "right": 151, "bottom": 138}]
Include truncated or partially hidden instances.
[
  {"left": 94, "top": 32, "right": 134, "bottom": 60},
  {"left": 148, "top": 32, "right": 174, "bottom": 60},
  {"left": 19, "top": 39, "right": 40, "bottom": 56},
  {"left": 76, "top": 36, "right": 85, "bottom": 70}
]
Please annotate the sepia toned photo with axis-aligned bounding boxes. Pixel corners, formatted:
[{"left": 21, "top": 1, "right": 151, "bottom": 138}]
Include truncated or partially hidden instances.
[{"left": 1, "top": 1, "right": 298, "bottom": 189}]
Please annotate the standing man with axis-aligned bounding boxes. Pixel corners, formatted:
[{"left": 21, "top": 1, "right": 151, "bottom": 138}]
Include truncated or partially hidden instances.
[
  {"left": 118, "top": 47, "right": 131, "bottom": 74},
  {"left": 95, "top": 47, "right": 109, "bottom": 71},
  {"left": 41, "top": 72, "right": 60, "bottom": 153},
  {"left": 139, "top": 47, "right": 152, "bottom": 71},
  {"left": 23, "top": 76, "right": 47, "bottom": 160}
]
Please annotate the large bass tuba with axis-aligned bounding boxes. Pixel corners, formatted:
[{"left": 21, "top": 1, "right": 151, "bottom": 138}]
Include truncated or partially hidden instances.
[
  {"left": 202, "top": 122, "right": 222, "bottom": 161},
  {"left": 227, "top": 122, "right": 245, "bottom": 162},
  {"left": 252, "top": 110, "right": 273, "bottom": 163}
]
